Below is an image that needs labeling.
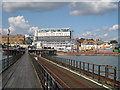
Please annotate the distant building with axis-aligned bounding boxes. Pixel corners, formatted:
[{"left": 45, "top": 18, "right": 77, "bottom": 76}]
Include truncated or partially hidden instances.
[
  {"left": 0, "top": 34, "right": 25, "bottom": 44},
  {"left": 77, "top": 38, "right": 113, "bottom": 51},
  {"left": 32, "top": 28, "right": 76, "bottom": 52},
  {"left": 33, "top": 28, "right": 73, "bottom": 41}
]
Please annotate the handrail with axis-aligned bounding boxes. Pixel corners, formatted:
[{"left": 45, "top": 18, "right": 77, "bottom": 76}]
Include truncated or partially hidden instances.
[
  {"left": 30, "top": 54, "right": 64, "bottom": 89},
  {"left": 41, "top": 54, "right": 120, "bottom": 88},
  {"left": 1, "top": 53, "right": 24, "bottom": 72}
]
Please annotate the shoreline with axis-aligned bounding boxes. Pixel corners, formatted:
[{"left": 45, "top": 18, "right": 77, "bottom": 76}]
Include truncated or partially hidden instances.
[{"left": 56, "top": 52, "right": 120, "bottom": 56}]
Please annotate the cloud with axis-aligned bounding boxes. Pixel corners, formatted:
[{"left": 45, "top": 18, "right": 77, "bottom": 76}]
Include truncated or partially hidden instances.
[
  {"left": 3, "top": 16, "right": 30, "bottom": 34},
  {"left": 79, "top": 31, "right": 97, "bottom": 39},
  {"left": 3, "top": 0, "right": 119, "bottom": 2},
  {"left": 3, "top": 16, "right": 40, "bottom": 34},
  {"left": 70, "top": 1, "right": 117, "bottom": 16},
  {"left": 3, "top": 1, "right": 118, "bottom": 15},
  {"left": 103, "top": 33, "right": 109, "bottom": 37},
  {"left": 3, "top": 2, "right": 69, "bottom": 13},
  {"left": 79, "top": 30, "right": 119, "bottom": 42},
  {"left": 95, "top": 24, "right": 119, "bottom": 32},
  {"left": 29, "top": 27, "right": 39, "bottom": 33},
  {"left": 102, "top": 24, "right": 120, "bottom": 31},
  {"left": 79, "top": 31, "right": 113, "bottom": 41}
]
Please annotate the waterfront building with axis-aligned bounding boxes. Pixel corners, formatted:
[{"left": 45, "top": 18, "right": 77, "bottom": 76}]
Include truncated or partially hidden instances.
[
  {"left": 0, "top": 34, "right": 25, "bottom": 44},
  {"left": 77, "top": 38, "right": 114, "bottom": 51},
  {"left": 32, "top": 28, "right": 76, "bottom": 52}
]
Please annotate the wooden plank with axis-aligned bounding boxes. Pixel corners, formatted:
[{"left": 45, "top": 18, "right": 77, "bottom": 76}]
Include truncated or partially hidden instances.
[{"left": 2, "top": 52, "right": 42, "bottom": 88}]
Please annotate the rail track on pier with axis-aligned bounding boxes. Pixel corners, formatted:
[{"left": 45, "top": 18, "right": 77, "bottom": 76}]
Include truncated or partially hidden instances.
[{"left": 33, "top": 55, "right": 107, "bottom": 89}]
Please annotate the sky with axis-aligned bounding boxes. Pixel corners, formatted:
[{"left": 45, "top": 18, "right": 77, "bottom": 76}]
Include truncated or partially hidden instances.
[{"left": 1, "top": 0, "right": 120, "bottom": 42}]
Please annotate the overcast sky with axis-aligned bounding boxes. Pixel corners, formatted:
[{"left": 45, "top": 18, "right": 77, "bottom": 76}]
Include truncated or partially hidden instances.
[{"left": 2, "top": 0, "right": 120, "bottom": 42}]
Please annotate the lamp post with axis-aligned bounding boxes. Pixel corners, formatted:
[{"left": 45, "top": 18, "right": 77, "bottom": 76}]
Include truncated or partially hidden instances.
[
  {"left": 7, "top": 29, "right": 10, "bottom": 67},
  {"left": 7, "top": 29, "right": 10, "bottom": 50}
]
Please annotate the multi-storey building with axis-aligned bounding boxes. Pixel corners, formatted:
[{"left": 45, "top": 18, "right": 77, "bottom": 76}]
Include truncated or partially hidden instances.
[
  {"left": 0, "top": 34, "right": 25, "bottom": 44},
  {"left": 32, "top": 28, "right": 76, "bottom": 52}
]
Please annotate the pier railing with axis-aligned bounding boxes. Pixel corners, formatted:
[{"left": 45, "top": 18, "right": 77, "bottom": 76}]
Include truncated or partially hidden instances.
[
  {"left": 30, "top": 54, "right": 65, "bottom": 89},
  {"left": 1, "top": 53, "right": 24, "bottom": 72},
  {"left": 41, "top": 55, "right": 120, "bottom": 89}
]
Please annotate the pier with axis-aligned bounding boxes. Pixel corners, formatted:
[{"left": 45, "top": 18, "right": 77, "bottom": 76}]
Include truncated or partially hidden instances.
[{"left": 1, "top": 50, "right": 120, "bottom": 89}]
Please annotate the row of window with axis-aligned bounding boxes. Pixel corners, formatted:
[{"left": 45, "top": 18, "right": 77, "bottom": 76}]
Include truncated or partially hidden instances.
[
  {"left": 42, "top": 43, "right": 72, "bottom": 45},
  {"left": 38, "top": 34, "right": 70, "bottom": 36},
  {"left": 38, "top": 29, "right": 70, "bottom": 33},
  {"left": 1, "top": 37, "right": 24, "bottom": 38},
  {"left": 41, "top": 43, "right": 74, "bottom": 45},
  {"left": 42, "top": 44, "right": 73, "bottom": 47},
  {"left": 40, "top": 41, "right": 73, "bottom": 43}
]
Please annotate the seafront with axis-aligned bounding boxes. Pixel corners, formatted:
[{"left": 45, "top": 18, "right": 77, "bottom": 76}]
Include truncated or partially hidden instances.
[
  {"left": 2, "top": 50, "right": 120, "bottom": 89},
  {"left": 1, "top": 1, "right": 120, "bottom": 89},
  {"left": 57, "top": 52, "right": 120, "bottom": 56}
]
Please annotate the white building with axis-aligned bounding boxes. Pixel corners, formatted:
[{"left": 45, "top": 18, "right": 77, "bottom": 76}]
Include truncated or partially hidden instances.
[{"left": 32, "top": 28, "right": 76, "bottom": 52}]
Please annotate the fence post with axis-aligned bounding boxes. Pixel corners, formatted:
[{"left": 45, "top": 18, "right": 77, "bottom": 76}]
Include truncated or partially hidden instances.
[
  {"left": 46, "top": 73, "right": 48, "bottom": 89},
  {"left": 79, "top": 61, "right": 81, "bottom": 73},
  {"left": 105, "top": 65, "right": 107, "bottom": 84},
  {"left": 73, "top": 60, "right": 75, "bottom": 71},
  {"left": 83, "top": 62, "right": 85, "bottom": 71},
  {"left": 105, "top": 65, "right": 109, "bottom": 84},
  {"left": 88, "top": 63, "right": 89, "bottom": 72},
  {"left": 66, "top": 59, "right": 68, "bottom": 68},
  {"left": 76, "top": 61, "right": 78, "bottom": 71},
  {"left": 92, "top": 64, "right": 94, "bottom": 79},
  {"left": 69, "top": 59, "right": 70, "bottom": 69},
  {"left": 71, "top": 60, "right": 72, "bottom": 70},
  {"left": 65, "top": 59, "right": 67, "bottom": 67},
  {"left": 114, "top": 66, "right": 117, "bottom": 88},
  {"left": 98, "top": 65, "right": 101, "bottom": 81},
  {"left": 7, "top": 55, "right": 9, "bottom": 67}
]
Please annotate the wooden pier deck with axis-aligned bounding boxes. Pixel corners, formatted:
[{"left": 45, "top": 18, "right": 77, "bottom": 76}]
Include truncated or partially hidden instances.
[
  {"left": 2, "top": 50, "right": 118, "bottom": 89},
  {"left": 2, "top": 51, "right": 42, "bottom": 89}
]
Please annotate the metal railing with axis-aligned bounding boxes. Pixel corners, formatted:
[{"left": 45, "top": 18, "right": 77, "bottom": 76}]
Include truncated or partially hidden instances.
[
  {"left": 30, "top": 54, "right": 64, "bottom": 89},
  {"left": 1, "top": 53, "right": 24, "bottom": 72},
  {"left": 41, "top": 55, "right": 120, "bottom": 89}
]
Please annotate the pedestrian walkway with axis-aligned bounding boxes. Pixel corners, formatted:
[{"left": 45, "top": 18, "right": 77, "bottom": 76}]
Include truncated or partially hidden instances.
[{"left": 2, "top": 51, "right": 42, "bottom": 89}]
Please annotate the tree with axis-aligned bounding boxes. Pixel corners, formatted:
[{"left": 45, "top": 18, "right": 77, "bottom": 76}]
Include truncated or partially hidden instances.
[{"left": 110, "top": 40, "right": 118, "bottom": 44}]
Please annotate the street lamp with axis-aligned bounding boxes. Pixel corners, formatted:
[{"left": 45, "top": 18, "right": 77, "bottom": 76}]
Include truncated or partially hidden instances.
[
  {"left": 7, "top": 29, "right": 10, "bottom": 67},
  {"left": 7, "top": 29, "right": 10, "bottom": 50}
]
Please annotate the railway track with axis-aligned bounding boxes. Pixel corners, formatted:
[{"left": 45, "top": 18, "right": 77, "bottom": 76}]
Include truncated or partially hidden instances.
[{"left": 35, "top": 56, "right": 107, "bottom": 89}]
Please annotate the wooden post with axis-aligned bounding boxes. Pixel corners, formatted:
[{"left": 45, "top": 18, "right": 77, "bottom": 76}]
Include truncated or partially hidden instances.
[
  {"left": 88, "top": 63, "right": 89, "bottom": 72},
  {"left": 83, "top": 62, "right": 85, "bottom": 71},
  {"left": 98, "top": 65, "right": 101, "bottom": 81},
  {"left": 105, "top": 65, "right": 109, "bottom": 83},
  {"left": 70, "top": 59, "right": 72, "bottom": 69},
  {"left": 71, "top": 60, "right": 73, "bottom": 70},
  {"left": 114, "top": 66, "right": 117, "bottom": 88},
  {"left": 92, "top": 64, "right": 94, "bottom": 79},
  {"left": 73, "top": 60, "right": 75, "bottom": 71},
  {"left": 46, "top": 73, "right": 48, "bottom": 89},
  {"left": 79, "top": 61, "right": 81, "bottom": 73},
  {"left": 76, "top": 61, "right": 78, "bottom": 71},
  {"left": 69, "top": 59, "right": 70, "bottom": 69},
  {"left": 65, "top": 59, "right": 67, "bottom": 67}
]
